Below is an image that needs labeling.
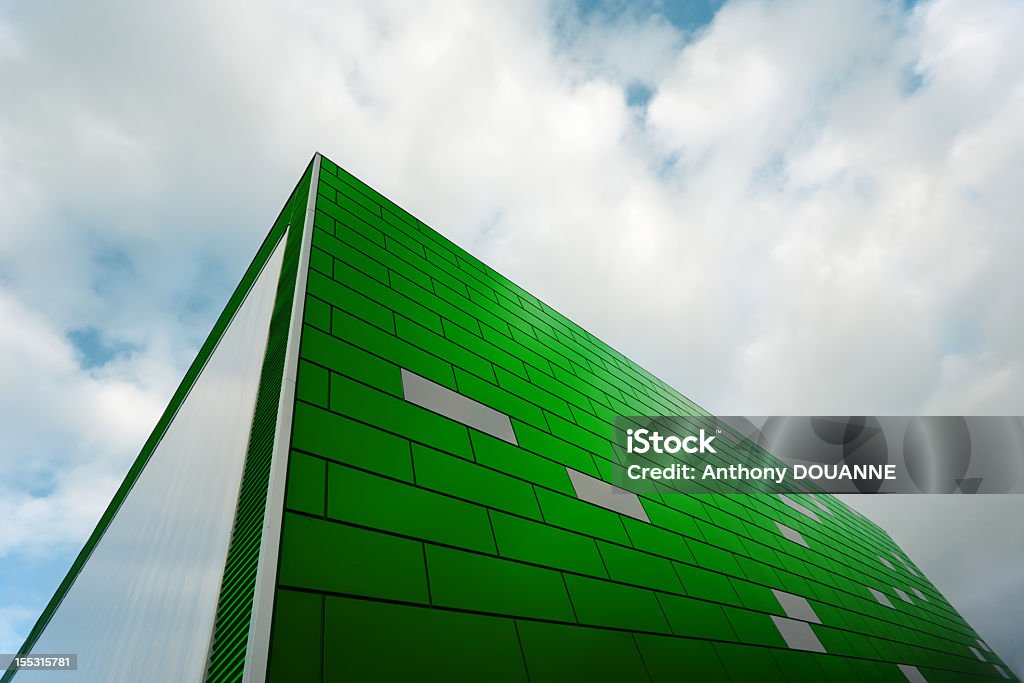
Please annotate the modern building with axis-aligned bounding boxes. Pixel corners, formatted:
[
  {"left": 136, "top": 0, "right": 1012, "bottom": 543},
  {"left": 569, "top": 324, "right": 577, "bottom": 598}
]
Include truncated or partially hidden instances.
[{"left": 7, "top": 154, "right": 1016, "bottom": 682}]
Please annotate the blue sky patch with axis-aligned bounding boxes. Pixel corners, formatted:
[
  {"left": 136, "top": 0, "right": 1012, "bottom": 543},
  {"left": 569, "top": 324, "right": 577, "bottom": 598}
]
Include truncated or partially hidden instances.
[
  {"left": 67, "top": 326, "right": 136, "bottom": 369},
  {"left": 625, "top": 81, "right": 655, "bottom": 107},
  {"left": 901, "top": 65, "right": 926, "bottom": 95},
  {"left": 571, "top": 0, "right": 725, "bottom": 32}
]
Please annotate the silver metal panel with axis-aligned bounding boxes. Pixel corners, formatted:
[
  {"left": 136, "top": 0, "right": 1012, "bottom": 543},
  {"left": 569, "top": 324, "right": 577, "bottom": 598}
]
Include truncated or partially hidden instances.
[
  {"left": 779, "top": 494, "right": 820, "bottom": 523},
  {"left": 996, "top": 664, "right": 1010, "bottom": 679},
  {"left": 401, "top": 369, "right": 517, "bottom": 444},
  {"left": 771, "top": 589, "right": 821, "bottom": 624},
  {"left": 912, "top": 587, "right": 928, "bottom": 601},
  {"left": 894, "top": 587, "right": 913, "bottom": 604},
  {"left": 896, "top": 554, "right": 920, "bottom": 576},
  {"left": 775, "top": 522, "right": 809, "bottom": 548},
  {"left": 969, "top": 645, "right": 986, "bottom": 661},
  {"left": 869, "top": 587, "right": 894, "bottom": 609},
  {"left": 898, "top": 664, "right": 929, "bottom": 683},
  {"left": 566, "top": 468, "right": 650, "bottom": 523},
  {"left": 23, "top": 232, "right": 288, "bottom": 683},
  {"left": 245, "top": 154, "right": 322, "bottom": 683},
  {"left": 880, "top": 556, "right": 894, "bottom": 570},
  {"left": 770, "top": 616, "right": 826, "bottom": 653},
  {"left": 809, "top": 495, "right": 832, "bottom": 514}
]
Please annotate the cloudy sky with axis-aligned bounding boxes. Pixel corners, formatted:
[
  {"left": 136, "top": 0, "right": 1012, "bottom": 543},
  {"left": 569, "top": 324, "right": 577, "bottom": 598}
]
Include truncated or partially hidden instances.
[{"left": 1, "top": 0, "right": 1022, "bottom": 675}]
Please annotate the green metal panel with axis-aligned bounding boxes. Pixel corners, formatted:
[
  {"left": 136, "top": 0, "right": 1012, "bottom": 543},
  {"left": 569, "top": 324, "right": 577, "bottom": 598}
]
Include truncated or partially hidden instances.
[
  {"left": 266, "top": 155, "right": 1016, "bottom": 681},
  {"left": 14, "top": 152, "right": 1011, "bottom": 682}
]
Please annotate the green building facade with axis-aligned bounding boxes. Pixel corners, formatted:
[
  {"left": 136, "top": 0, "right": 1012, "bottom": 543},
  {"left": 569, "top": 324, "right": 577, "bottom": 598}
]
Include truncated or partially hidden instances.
[{"left": 8, "top": 154, "right": 1015, "bottom": 682}]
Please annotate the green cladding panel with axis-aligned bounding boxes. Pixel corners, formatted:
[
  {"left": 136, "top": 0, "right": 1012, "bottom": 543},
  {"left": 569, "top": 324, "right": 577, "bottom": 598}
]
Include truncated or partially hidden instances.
[
  {"left": 265, "top": 156, "right": 1016, "bottom": 682},
  {"left": 9, "top": 154, "right": 1015, "bottom": 683}
]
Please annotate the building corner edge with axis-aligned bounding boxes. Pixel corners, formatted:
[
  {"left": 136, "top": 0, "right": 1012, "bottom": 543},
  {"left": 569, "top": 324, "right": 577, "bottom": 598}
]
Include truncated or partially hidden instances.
[{"left": 242, "top": 152, "right": 321, "bottom": 683}]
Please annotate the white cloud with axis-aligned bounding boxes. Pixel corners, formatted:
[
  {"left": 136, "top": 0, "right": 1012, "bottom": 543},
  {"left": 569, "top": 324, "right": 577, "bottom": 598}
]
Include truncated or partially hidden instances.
[
  {"left": 630, "top": 0, "right": 1024, "bottom": 416},
  {"left": 0, "top": 291, "right": 167, "bottom": 556}
]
